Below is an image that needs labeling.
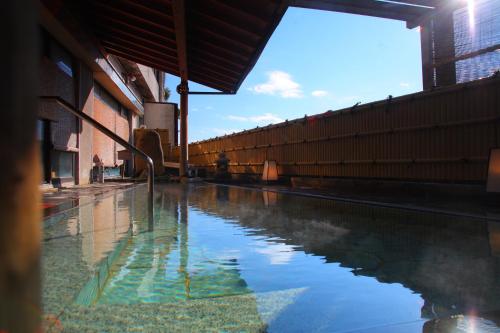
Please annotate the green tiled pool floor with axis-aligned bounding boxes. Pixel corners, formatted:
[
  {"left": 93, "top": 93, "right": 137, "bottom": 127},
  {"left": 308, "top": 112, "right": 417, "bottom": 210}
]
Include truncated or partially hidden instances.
[{"left": 42, "top": 183, "right": 500, "bottom": 332}]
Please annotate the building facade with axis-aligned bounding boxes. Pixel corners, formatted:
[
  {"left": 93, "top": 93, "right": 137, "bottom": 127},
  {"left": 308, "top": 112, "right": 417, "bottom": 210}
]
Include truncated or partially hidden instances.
[{"left": 37, "top": 2, "right": 165, "bottom": 186}]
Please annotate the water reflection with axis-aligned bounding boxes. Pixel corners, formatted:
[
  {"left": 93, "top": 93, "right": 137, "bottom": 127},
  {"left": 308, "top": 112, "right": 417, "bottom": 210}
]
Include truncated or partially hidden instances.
[
  {"left": 42, "top": 183, "right": 500, "bottom": 332},
  {"left": 175, "top": 184, "right": 500, "bottom": 332}
]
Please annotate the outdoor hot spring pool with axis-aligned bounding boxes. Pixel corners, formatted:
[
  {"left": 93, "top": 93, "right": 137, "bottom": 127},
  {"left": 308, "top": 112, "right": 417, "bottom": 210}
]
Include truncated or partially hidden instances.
[{"left": 42, "top": 183, "right": 500, "bottom": 332}]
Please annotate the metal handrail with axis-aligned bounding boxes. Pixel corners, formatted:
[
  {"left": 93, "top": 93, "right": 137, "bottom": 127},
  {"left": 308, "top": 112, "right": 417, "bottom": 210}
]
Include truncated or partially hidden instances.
[{"left": 39, "top": 96, "right": 154, "bottom": 228}]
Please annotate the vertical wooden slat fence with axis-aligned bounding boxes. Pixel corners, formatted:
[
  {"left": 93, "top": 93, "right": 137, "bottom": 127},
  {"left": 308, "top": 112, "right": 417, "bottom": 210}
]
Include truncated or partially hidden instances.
[{"left": 189, "top": 77, "right": 500, "bottom": 183}]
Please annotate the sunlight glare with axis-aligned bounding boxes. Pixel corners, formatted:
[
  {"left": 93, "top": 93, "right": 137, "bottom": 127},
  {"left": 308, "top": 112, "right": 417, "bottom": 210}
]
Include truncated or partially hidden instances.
[{"left": 467, "top": 0, "right": 476, "bottom": 29}]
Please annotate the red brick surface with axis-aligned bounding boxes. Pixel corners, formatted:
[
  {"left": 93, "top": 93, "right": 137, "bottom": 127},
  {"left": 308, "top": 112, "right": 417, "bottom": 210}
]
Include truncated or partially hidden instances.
[{"left": 93, "top": 97, "right": 130, "bottom": 167}]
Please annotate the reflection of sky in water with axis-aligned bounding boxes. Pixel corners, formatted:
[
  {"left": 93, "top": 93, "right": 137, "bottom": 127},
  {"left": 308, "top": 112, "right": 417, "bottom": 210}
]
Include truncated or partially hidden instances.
[
  {"left": 254, "top": 241, "right": 296, "bottom": 265},
  {"left": 43, "top": 184, "right": 500, "bottom": 333}
]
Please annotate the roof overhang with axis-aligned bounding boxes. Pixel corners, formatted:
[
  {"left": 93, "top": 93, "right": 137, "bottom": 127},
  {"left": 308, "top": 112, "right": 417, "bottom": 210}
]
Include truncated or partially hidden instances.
[
  {"left": 65, "top": 0, "right": 289, "bottom": 94},
  {"left": 289, "top": 0, "right": 441, "bottom": 28},
  {"left": 47, "top": 0, "right": 449, "bottom": 95}
]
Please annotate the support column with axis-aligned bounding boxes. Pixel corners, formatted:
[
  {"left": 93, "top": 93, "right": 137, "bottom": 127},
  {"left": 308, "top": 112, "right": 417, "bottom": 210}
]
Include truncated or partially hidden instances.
[
  {"left": 0, "top": 0, "right": 41, "bottom": 331},
  {"left": 433, "top": 10, "right": 457, "bottom": 87},
  {"left": 420, "top": 22, "right": 435, "bottom": 90},
  {"left": 177, "top": 81, "right": 189, "bottom": 177}
]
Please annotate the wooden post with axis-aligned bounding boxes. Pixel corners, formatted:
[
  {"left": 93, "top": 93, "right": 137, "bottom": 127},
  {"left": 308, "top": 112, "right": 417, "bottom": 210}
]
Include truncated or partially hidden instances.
[
  {"left": 172, "top": 0, "right": 189, "bottom": 177},
  {"left": 433, "top": 9, "right": 457, "bottom": 87},
  {"left": 420, "top": 22, "right": 435, "bottom": 90},
  {"left": 178, "top": 81, "right": 189, "bottom": 177},
  {"left": 0, "top": 0, "right": 41, "bottom": 332}
]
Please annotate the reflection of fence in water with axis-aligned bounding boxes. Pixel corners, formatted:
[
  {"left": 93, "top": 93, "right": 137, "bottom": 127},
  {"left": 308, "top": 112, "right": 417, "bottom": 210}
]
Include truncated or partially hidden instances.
[
  {"left": 189, "top": 77, "right": 500, "bottom": 183},
  {"left": 182, "top": 185, "right": 499, "bottom": 315}
]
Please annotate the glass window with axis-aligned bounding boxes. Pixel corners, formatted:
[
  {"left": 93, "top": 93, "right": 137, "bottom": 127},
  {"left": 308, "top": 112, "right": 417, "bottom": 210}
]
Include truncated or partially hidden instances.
[
  {"left": 453, "top": 0, "right": 500, "bottom": 82},
  {"left": 95, "top": 84, "right": 121, "bottom": 112},
  {"left": 121, "top": 107, "right": 130, "bottom": 119},
  {"left": 39, "top": 27, "right": 74, "bottom": 77},
  {"left": 51, "top": 151, "right": 75, "bottom": 178},
  {"left": 49, "top": 40, "right": 73, "bottom": 77}
]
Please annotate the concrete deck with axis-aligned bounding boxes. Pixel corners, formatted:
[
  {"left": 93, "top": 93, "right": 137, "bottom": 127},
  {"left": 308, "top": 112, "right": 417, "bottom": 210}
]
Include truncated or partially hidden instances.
[
  {"left": 41, "top": 182, "right": 139, "bottom": 217},
  {"left": 41, "top": 178, "right": 500, "bottom": 221}
]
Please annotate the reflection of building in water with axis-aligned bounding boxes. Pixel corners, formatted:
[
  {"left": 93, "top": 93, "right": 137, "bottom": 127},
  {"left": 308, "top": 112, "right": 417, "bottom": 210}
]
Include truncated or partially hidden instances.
[
  {"left": 182, "top": 185, "right": 500, "bottom": 321},
  {"left": 80, "top": 192, "right": 131, "bottom": 268},
  {"left": 96, "top": 190, "right": 252, "bottom": 304}
]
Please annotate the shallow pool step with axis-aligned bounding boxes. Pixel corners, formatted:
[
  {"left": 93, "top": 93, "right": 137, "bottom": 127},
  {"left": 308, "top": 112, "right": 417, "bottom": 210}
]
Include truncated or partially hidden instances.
[{"left": 75, "top": 229, "right": 133, "bottom": 306}]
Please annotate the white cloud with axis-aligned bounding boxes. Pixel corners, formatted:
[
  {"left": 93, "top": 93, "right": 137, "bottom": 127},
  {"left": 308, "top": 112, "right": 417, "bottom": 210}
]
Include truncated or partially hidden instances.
[
  {"left": 311, "top": 90, "right": 328, "bottom": 97},
  {"left": 255, "top": 242, "right": 296, "bottom": 265},
  {"left": 226, "top": 113, "right": 284, "bottom": 124},
  {"left": 205, "top": 106, "right": 214, "bottom": 110},
  {"left": 400, "top": 82, "right": 410, "bottom": 88},
  {"left": 250, "top": 71, "right": 303, "bottom": 98}
]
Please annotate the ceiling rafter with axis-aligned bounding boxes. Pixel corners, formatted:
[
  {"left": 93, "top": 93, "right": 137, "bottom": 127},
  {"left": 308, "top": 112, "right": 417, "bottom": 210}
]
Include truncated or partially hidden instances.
[
  {"left": 104, "top": 45, "right": 177, "bottom": 71},
  {"left": 289, "top": 0, "right": 432, "bottom": 22},
  {"left": 94, "top": 14, "right": 174, "bottom": 38},
  {"left": 101, "top": 40, "right": 178, "bottom": 64},
  {"left": 94, "top": 25, "right": 177, "bottom": 54},
  {"left": 90, "top": 1, "right": 174, "bottom": 33},
  {"left": 105, "top": 49, "right": 180, "bottom": 75}
]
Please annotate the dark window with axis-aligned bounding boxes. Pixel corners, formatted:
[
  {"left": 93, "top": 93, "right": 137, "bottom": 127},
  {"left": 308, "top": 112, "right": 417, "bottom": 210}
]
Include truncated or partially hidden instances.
[
  {"left": 51, "top": 151, "right": 75, "bottom": 179},
  {"left": 37, "top": 119, "right": 51, "bottom": 183},
  {"left": 121, "top": 107, "right": 130, "bottom": 119},
  {"left": 40, "top": 27, "right": 74, "bottom": 77}
]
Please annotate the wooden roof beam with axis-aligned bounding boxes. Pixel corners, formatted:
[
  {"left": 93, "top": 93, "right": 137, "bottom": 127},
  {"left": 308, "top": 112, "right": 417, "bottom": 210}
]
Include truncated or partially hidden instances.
[
  {"left": 193, "top": 11, "right": 261, "bottom": 43},
  {"left": 94, "top": 25, "right": 177, "bottom": 55},
  {"left": 172, "top": 0, "right": 188, "bottom": 81},
  {"left": 387, "top": 0, "right": 437, "bottom": 8},
  {"left": 99, "top": 35, "right": 177, "bottom": 59},
  {"left": 101, "top": 40, "right": 178, "bottom": 64},
  {"left": 406, "top": 1, "right": 462, "bottom": 28},
  {"left": 188, "top": 38, "right": 251, "bottom": 63},
  {"left": 105, "top": 48, "right": 179, "bottom": 75},
  {"left": 198, "top": 0, "right": 269, "bottom": 30},
  {"left": 290, "top": 0, "right": 424, "bottom": 22},
  {"left": 91, "top": 1, "right": 174, "bottom": 33},
  {"left": 117, "top": 0, "right": 173, "bottom": 20},
  {"left": 188, "top": 63, "right": 239, "bottom": 84},
  {"left": 94, "top": 13, "right": 175, "bottom": 39},
  {"left": 103, "top": 45, "right": 179, "bottom": 73}
]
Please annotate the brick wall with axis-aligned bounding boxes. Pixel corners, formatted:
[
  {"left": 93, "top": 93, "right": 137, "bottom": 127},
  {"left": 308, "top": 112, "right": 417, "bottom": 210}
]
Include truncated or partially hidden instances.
[
  {"left": 92, "top": 96, "right": 130, "bottom": 167},
  {"left": 38, "top": 58, "right": 78, "bottom": 151}
]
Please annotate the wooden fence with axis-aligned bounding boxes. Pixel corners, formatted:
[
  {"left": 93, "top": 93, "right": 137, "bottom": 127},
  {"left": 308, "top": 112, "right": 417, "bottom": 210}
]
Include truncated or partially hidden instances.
[{"left": 189, "top": 76, "right": 500, "bottom": 183}]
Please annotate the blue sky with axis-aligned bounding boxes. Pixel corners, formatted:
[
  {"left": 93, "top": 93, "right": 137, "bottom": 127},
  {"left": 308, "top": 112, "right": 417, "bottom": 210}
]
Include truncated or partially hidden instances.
[{"left": 165, "top": 7, "right": 423, "bottom": 142}]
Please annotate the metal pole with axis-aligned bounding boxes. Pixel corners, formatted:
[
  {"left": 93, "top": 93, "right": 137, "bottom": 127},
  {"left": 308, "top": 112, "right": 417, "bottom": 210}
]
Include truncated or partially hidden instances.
[
  {"left": 39, "top": 96, "right": 155, "bottom": 227},
  {"left": 177, "top": 81, "right": 189, "bottom": 177}
]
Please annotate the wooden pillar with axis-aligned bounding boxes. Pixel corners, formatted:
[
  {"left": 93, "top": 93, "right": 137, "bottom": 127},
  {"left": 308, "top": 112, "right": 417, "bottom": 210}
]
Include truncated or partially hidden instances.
[
  {"left": 420, "top": 22, "right": 435, "bottom": 90},
  {"left": 0, "top": 0, "right": 41, "bottom": 332},
  {"left": 177, "top": 81, "right": 189, "bottom": 177},
  {"left": 433, "top": 10, "right": 457, "bottom": 87}
]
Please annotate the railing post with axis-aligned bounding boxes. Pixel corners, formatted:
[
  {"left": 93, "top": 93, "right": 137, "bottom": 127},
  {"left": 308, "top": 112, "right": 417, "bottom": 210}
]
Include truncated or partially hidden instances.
[{"left": 146, "top": 157, "right": 154, "bottom": 231}]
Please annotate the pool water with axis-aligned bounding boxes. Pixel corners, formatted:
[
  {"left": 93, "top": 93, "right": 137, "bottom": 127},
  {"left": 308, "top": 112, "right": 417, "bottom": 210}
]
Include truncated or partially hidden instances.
[{"left": 42, "top": 183, "right": 500, "bottom": 332}]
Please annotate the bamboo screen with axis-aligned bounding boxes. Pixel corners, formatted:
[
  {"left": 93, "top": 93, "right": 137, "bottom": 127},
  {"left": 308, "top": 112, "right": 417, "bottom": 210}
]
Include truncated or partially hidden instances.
[{"left": 189, "top": 77, "right": 500, "bottom": 183}]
